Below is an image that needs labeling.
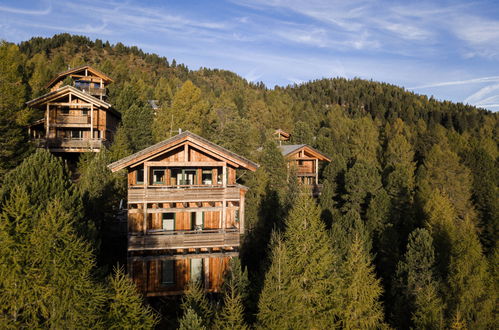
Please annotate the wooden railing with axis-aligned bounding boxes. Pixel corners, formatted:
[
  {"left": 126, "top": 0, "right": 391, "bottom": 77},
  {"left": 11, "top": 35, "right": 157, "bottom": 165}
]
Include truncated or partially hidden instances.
[
  {"left": 55, "top": 115, "right": 90, "bottom": 125},
  {"left": 128, "top": 185, "right": 243, "bottom": 203},
  {"left": 79, "top": 86, "right": 106, "bottom": 97},
  {"left": 33, "top": 138, "right": 103, "bottom": 150},
  {"left": 128, "top": 229, "right": 240, "bottom": 251}
]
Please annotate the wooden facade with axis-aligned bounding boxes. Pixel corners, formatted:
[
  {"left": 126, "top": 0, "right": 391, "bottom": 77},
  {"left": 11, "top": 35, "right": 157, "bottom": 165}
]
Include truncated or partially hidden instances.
[
  {"left": 279, "top": 144, "right": 331, "bottom": 195},
  {"left": 27, "top": 66, "right": 120, "bottom": 153},
  {"left": 108, "top": 131, "right": 258, "bottom": 296}
]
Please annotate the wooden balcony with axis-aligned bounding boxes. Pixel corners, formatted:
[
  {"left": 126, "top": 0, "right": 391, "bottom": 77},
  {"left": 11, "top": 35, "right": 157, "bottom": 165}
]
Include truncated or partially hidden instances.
[
  {"left": 34, "top": 138, "right": 103, "bottom": 151},
  {"left": 128, "top": 229, "right": 240, "bottom": 251},
  {"left": 79, "top": 86, "right": 106, "bottom": 97},
  {"left": 55, "top": 115, "right": 90, "bottom": 126},
  {"left": 128, "top": 185, "right": 244, "bottom": 204}
]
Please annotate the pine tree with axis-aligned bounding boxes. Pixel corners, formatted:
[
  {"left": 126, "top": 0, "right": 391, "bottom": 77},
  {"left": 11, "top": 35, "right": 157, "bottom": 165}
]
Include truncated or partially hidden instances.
[
  {"left": 214, "top": 272, "right": 247, "bottom": 330},
  {"left": 339, "top": 233, "right": 386, "bottom": 329},
  {"left": 394, "top": 228, "right": 444, "bottom": 329},
  {"left": 283, "top": 191, "right": 341, "bottom": 328},
  {"left": 122, "top": 104, "right": 154, "bottom": 152},
  {"left": 0, "top": 41, "right": 29, "bottom": 181},
  {"left": 105, "top": 266, "right": 159, "bottom": 329},
  {"left": 181, "top": 281, "right": 213, "bottom": 328},
  {"left": 109, "top": 125, "right": 132, "bottom": 162},
  {"left": 257, "top": 231, "right": 295, "bottom": 329},
  {"left": 178, "top": 307, "right": 206, "bottom": 330},
  {"left": 446, "top": 218, "right": 494, "bottom": 329}
]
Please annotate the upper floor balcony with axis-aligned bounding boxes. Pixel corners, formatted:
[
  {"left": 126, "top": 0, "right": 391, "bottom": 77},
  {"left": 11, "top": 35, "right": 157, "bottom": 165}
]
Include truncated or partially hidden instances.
[
  {"left": 55, "top": 115, "right": 91, "bottom": 126},
  {"left": 79, "top": 86, "right": 106, "bottom": 97},
  {"left": 128, "top": 228, "right": 240, "bottom": 251},
  {"left": 128, "top": 184, "right": 245, "bottom": 204},
  {"left": 33, "top": 138, "right": 103, "bottom": 151}
]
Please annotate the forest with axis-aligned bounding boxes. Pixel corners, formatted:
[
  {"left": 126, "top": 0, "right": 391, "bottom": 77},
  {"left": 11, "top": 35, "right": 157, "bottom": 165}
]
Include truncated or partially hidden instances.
[{"left": 0, "top": 33, "right": 497, "bottom": 329}]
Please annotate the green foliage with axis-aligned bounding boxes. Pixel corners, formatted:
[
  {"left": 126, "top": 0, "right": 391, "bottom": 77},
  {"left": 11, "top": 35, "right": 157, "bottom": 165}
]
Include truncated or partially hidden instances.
[
  {"left": 122, "top": 104, "right": 154, "bottom": 152},
  {"left": 394, "top": 228, "right": 445, "bottom": 329},
  {"left": 0, "top": 41, "right": 30, "bottom": 181},
  {"left": 178, "top": 307, "right": 206, "bottom": 330},
  {"left": 106, "top": 266, "right": 159, "bottom": 329},
  {"left": 339, "top": 234, "right": 385, "bottom": 330},
  {"left": 259, "top": 192, "right": 341, "bottom": 328},
  {"left": 181, "top": 281, "right": 213, "bottom": 328},
  {"left": 215, "top": 261, "right": 248, "bottom": 330}
]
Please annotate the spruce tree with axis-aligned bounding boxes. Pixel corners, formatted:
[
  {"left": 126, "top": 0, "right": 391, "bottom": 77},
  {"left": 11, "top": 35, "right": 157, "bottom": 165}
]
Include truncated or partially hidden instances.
[
  {"left": 178, "top": 307, "right": 206, "bottom": 330},
  {"left": 0, "top": 41, "right": 29, "bottom": 181},
  {"left": 214, "top": 272, "right": 247, "bottom": 330},
  {"left": 105, "top": 266, "right": 159, "bottom": 329},
  {"left": 257, "top": 231, "right": 295, "bottom": 329},
  {"left": 283, "top": 190, "right": 341, "bottom": 328},
  {"left": 181, "top": 280, "right": 213, "bottom": 328},
  {"left": 394, "top": 228, "right": 444, "bottom": 329},
  {"left": 339, "top": 234, "right": 385, "bottom": 329}
]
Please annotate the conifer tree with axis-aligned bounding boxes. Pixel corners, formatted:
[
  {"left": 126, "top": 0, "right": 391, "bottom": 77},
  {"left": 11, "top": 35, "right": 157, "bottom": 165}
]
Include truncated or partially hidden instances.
[
  {"left": 257, "top": 231, "right": 295, "bottom": 329},
  {"left": 178, "top": 307, "right": 206, "bottom": 330},
  {"left": 446, "top": 218, "right": 494, "bottom": 329},
  {"left": 283, "top": 190, "right": 341, "bottom": 328},
  {"left": 105, "top": 266, "right": 159, "bottom": 329},
  {"left": 109, "top": 125, "right": 132, "bottom": 162},
  {"left": 122, "top": 104, "right": 154, "bottom": 152},
  {"left": 214, "top": 271, "right": 247, "bottom": 330},
  {"left": 0, "top": 41, "right": 29, "bottom": 181},
  {"left": 181, "top": 281, "right": 213, "bottom": 328},
  {"left": 339, "top": 233, "right": 385, "bottom": 329},
  {"left": 394, "top": 228, "right": 444, "bottom": 329}
]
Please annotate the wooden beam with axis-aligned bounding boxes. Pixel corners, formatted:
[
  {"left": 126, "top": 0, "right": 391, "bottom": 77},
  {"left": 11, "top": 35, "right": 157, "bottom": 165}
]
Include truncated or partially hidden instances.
[
  {"left": 128, "top": 250, "right": 238, "bottom": 262},
  {"left": 90, "top": 103, "right": 94, "bottom": 144},
  {"left": 184, "top": 144, "right": 188, "bottom": 162},
  {"left": 46, "top": 103, "right": 50, "bottom": 138},
  {"left": 144, "top": 161, "right": 225, "bottom": 168},
  {"left": 130, "top": 206, "right": 239, "bottom": 214},
  {"left": 47, "top": 102, "right": 93, "bottom": 107}
]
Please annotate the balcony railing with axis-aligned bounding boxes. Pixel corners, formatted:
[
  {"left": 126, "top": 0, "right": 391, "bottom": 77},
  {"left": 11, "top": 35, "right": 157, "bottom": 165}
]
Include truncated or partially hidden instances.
[
  {"left": 128, "top": 228, "right": 240, "bottom": 251},
  {"left": 55, "top": 115, "right": 90, "bottom": 125},
  {"left": 33, "top": 138, "right": 103, "bottom": 150},
  {"left": 128, "top": 185, "right": 244, "bottom": 203},
  {"left": 78, "top": 86, "right": 106, "bottom": 97}
]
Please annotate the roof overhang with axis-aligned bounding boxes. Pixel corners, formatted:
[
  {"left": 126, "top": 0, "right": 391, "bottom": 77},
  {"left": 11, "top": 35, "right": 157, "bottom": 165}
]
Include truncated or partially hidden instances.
[
  {"left": 281, "top": 144, "right": 331, "bottom": 162},
  {"left": 108, "top": 131, "right": 259, "bottom": 172}
]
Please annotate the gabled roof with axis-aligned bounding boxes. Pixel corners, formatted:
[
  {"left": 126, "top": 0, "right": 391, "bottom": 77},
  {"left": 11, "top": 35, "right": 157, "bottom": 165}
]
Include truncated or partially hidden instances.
[
  {"left": 45, "top": 65, "right": 113, "bottom": 89},
  {"left": 279, "top": 144, "right": 331, "bottom": 162},
  {"left": 26, "top": 85, "right": 120, "bottom": 117},
  {"left": 274, "top": 129, "right": 290, "bottom": 140},
  {"left": 108, "top": 131, "right": 259, "bottom": 172}
]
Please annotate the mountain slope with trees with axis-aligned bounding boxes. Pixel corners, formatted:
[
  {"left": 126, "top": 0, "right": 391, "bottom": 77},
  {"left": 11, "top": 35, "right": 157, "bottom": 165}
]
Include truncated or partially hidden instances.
[{"left": 0, "top": 34, "right": 497, "bottom": 329}]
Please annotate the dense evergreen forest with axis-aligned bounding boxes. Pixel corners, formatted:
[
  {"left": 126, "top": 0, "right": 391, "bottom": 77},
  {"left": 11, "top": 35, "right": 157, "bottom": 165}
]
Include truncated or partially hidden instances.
[{"left": 0, "top": 34, "right": 497, "bottom": 329}]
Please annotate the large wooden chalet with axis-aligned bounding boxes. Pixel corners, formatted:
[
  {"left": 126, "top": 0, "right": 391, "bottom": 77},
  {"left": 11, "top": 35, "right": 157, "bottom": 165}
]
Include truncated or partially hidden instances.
[
  {"left": 279, "top": 144, "right": 331, "bottom": 195},
  {"left": 27, "top": 65, "right": 120, "bottom": 153},
  {"left": 108, "top": 131, "right": 258, "bottom": 296}
]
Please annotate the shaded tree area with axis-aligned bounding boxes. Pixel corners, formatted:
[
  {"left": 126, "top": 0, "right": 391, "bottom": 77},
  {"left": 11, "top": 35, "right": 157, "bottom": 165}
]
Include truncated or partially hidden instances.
[{"left": 0, "top": 34, "right": 497, "bottom": 329}]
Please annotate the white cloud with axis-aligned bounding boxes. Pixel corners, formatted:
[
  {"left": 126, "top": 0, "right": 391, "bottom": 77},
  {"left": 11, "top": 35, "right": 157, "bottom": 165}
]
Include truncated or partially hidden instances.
[{"left": 0, "top": 3, "right": 51, "bottom": 15}]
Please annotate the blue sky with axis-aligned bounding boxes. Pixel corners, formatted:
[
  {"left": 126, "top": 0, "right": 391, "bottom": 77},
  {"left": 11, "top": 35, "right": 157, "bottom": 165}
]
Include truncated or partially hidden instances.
[{"left": 2, "top": 0, "right": 499, "bottom": 111}]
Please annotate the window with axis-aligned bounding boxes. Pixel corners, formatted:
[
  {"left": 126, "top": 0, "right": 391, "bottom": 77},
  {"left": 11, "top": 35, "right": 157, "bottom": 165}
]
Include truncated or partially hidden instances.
[
  {"left": 70, "top": 130, "right": 83, "bottom": 139},
  {"left": 190, "top": 259, "right": 204, "bottom": 283},
  {"left": 82, "top": 109, "right": 89, "bottom": 116},
  {"left": 153, "top": 169, "right": 165, "bottom": 184},
  {"left": 235, "top": 209, "right": 240, "bottom": 223},
  {"left": 171, "top": 168, "right": 197, "bottom": 186},
  {"left": 162, "top": 213, "right": 175, "bottom": 231},
  {"left": 191, "top": 212, "right": 204, "bottom": 230},
  {"left": 161, "top": 260, "right": 175, "bottom": 285},
  {"left": 202, "top": 169, "right": 212, "bottom": 185},
  {"left": 61, "top": 107, "right": 70, "bottom": 115},
  {"left": 136, "top": 169, "right": 144, "bottom": 184}
]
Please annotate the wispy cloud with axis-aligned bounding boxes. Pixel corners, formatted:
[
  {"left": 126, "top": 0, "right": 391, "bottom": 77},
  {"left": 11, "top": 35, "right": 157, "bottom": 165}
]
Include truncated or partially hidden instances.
[
  {"left": 0, "top": 3, "right": 51, "bottom": 15},
  {"left": 410, "top": 76, "right": 499, "bottom": 89}
]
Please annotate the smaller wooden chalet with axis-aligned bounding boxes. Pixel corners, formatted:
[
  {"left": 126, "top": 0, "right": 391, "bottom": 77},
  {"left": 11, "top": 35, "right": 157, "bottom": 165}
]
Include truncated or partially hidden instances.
[
  {"left": 45, "top": 65, "right": 113, "bottom": 100},
  {"left": 108, "top": 131, "right": 258, "bottom": 296},
  {"left": 279, "top": 144, "right": 331, "bottom": 194},
  {"left": 27, "top": 66, "right": 120, "bottom": 153},
  {"left": 273, "top": 129, "right": 290, "bottom": 144}
]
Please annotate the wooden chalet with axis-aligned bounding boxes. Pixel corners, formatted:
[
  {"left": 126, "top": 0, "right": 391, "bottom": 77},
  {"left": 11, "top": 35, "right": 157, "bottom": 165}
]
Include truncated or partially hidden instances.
[
  {"left": 273, "top": 129, "right": 290, "bottom": 145},
  {"left": 27, "top": 66, "right": 120, "bottom": 153},
  {"left": 108, "top": 131, "right": 258, "bottom": 296},
  {"left": 279, "top": 144, "right": 331, "bottom": 195}
]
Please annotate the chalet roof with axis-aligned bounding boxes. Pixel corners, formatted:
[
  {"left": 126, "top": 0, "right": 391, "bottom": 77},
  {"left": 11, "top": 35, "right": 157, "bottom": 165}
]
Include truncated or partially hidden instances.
[
  {"left": 45, "top": 65, "right": 113, "bottom": 89},
  {"left": 274, "top": 129, "right": 290, "bottom": 139},
  {"left": 108, "top": 131, "right": 259, "bottom": 172},
  {"left": 279, "top": 144, "right": 331, "bottom": 162},
  {"left": 26, "top": 85, "right": 121, "bottom": 118}
]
